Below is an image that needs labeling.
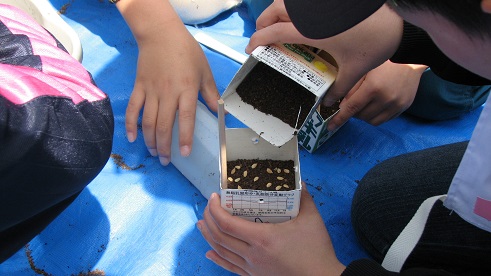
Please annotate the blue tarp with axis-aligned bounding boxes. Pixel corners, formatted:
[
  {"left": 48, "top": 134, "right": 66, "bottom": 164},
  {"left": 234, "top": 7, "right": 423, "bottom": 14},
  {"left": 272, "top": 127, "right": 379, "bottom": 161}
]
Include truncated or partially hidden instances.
[{"left": 0, "top": 1, "right": 483, "bottom": 275}]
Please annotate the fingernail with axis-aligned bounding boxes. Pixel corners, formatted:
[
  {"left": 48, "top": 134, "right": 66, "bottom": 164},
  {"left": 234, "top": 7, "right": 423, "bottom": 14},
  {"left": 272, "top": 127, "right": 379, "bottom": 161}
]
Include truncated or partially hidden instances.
[
  {"left": 148, "top": 148, "right": 158, "bottom": 157},
  {"left": 196, "top": 221, "right": 202, "bottom": 231},
  {"left": 159, "top": 156, "right": 170, "bottom": 166},
  {"left": 127, "top": 132, "right": 136, "bottom": 143},
  {"left": 180, "top": 145, "right": 191, "bottom": 157},
  {"left": 210, "top": 193, "right": 216, "bottom": 199}
]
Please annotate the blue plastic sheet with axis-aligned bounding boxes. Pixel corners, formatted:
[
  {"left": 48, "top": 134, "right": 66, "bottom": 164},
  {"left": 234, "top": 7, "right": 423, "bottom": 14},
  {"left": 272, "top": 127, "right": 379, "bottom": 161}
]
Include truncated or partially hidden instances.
[{"left": 0, "top": 1, "right": 483, "bottom": 275}]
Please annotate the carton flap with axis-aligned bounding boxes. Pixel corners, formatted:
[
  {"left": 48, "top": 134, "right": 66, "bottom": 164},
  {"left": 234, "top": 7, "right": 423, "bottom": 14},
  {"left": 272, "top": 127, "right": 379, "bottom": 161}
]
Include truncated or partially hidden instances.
[
  {"left": 224, "top": 92, "right": 295, "bottom": 146},
  {"left": 251, "top": 44, "right": 336, "bottom": 98}
]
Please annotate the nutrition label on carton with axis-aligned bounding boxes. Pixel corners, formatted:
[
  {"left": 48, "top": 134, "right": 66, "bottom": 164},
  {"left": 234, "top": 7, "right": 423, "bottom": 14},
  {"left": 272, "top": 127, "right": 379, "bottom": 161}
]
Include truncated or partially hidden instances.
[
  {"left": 253, "top": 44, "right": 331, "bottom": 95},
  {"left": 223, "top": 190, "right": 296, "bottom": 216}
]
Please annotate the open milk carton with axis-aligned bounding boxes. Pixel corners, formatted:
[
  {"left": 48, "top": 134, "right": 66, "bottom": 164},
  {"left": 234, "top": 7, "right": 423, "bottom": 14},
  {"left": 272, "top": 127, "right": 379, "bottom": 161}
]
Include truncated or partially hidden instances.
[
  {"left": 221, "top": 43, "right": 339, "bottom": 153},
  {"left": 218, "top": 100, "right": 302, "bottom": 223},
  {"left": 298, "top": 49, "right": 344, "bottom": 152},
  {"left": 298, "top": 99, "right": 342, "bottom": 153}
]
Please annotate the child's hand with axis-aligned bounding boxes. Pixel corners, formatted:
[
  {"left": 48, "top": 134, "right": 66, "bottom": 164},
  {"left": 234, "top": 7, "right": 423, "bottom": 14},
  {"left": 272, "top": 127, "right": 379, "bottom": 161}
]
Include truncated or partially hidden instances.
[
  {"left": 118, "top": 0, "right": 220, "bottom": 166},
  {"left": 328, "top": 61, "right": 427, "bottom": 131},
  {"left": 197, "top": 185, "right": 346, "bottom": 275},
  {"left": 247, "top": 2, "right": 403, "bottom": 108}
]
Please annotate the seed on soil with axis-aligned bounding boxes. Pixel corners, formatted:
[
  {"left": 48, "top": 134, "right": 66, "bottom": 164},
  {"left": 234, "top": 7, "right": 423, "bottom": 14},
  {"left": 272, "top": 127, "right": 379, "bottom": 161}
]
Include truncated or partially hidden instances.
[
  {"left": 283, "top": 184, "right": 289, "bottom": 188},
  {"left": 226, "top": 159, "right": 295, "bottom": 191},
  {"left": 275, "top": 185, "right": 282, "bottom": 191},
  {"left": 284, "top": 169, "right": 290, "bottom": 173},
  {"left": 231, "top": 168, "right": 236, "bottom": 174}
]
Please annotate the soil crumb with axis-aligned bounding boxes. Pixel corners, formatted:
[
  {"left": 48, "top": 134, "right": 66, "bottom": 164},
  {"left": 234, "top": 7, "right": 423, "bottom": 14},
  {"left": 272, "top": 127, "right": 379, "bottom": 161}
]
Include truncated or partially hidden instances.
[{"left": 111, "top": 153, "right": 144, "bottom": 170}]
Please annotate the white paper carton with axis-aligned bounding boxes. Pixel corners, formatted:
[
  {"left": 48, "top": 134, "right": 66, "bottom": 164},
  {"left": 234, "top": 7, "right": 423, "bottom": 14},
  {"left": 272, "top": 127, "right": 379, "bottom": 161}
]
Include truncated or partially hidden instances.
[
  {"left": 221, "top": 43, "right": 338, "bottom": 151},
  {"left": 297, "top": 104, "right": 343, "bottom": 153},
  {"left": 296, "top": 49, "right": 344, "bottom": 153},
  {"left": 219, "top": 127, "right": 301, "bottom": 223}
]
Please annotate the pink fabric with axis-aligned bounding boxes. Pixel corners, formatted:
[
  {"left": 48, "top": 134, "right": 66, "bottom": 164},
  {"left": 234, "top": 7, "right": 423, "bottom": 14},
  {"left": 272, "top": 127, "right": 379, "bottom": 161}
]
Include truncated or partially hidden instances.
[
  {"left": 0, "top": 4, "right": 106, "bottom": 104},
  {"left": 0, "top": 63, "right": 106, "bottom": 104},
  {"left": 474, "top": 197, "right": 491, "bottom": 222}
]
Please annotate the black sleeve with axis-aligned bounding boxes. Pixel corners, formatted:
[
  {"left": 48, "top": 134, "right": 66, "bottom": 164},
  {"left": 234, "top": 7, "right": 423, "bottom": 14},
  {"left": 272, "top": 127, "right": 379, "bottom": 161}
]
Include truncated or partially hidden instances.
[
  {"left": 390, "top": 21, "right": 491, "bottom": 86},
  {"left": 342, "top": 259, "right": 457, "bottom": 276}
]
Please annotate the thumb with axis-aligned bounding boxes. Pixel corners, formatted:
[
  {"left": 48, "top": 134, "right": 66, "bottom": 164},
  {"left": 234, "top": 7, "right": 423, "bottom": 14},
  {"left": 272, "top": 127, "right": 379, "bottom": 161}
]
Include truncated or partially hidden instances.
[
  {"left": 200, "top": 70, "right": 221, "bottom": 112},
  {"left": 343, "top": 75, "right": 365, "bottom": 102},
  {"left": 327, "top": 76, "right": 367, "bottom": 131},
  {"left": 323, "top": 66, "right": 367, "bottom": 107},
  {"left": 297, "top": 183, "right": 319, "bottom": 217}
]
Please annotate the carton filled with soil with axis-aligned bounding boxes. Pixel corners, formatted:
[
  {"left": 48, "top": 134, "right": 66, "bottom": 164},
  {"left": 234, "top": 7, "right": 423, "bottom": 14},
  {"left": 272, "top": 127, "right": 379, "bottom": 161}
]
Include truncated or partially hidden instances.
[
  {"left": 218, "top": 100, "right": 301, "bottom": 223},
  {"left": 222, "top": 43, "right": 337, "bottom": 148}
]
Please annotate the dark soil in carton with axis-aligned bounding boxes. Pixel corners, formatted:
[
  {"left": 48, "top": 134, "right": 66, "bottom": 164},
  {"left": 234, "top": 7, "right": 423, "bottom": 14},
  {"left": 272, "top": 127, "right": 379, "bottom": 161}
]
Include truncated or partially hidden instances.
[
  {"left": 227, "top": 159, "right": 295, "bottom": 191},
  {"left": 319, "top": 99, "right": 341, "bottom": 119},
  {"left": 235, "top": 62, "right": 316, "bottom": 129}
]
